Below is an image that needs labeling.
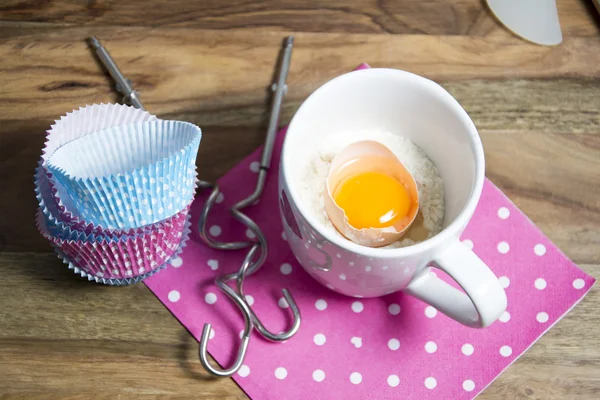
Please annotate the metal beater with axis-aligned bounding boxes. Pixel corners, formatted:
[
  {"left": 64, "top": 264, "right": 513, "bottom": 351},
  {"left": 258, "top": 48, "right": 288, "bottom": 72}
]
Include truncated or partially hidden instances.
[{"left": 89, "top": 36, "right": 301, "bottom": 377}]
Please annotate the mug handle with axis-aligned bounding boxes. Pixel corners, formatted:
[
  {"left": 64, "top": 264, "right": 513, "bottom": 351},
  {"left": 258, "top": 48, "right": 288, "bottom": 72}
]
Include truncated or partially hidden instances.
[{"left": 405, "top": 240, "right": 507, "bottom": 328}]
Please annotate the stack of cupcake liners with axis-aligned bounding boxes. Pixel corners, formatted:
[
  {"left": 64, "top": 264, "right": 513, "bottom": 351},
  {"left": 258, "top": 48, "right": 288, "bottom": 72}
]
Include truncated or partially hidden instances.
[{"left": 34, "top": 103, "right": 202, "bottom": 285}]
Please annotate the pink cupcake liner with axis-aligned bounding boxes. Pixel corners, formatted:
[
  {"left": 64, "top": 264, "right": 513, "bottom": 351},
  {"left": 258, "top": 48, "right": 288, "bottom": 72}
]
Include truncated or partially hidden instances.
[
  {"left": 57, "top": 217, "right": 192, "bottom": 286},
  {"left": 36, "top": 207, "right": 190, "bottom": 280}
]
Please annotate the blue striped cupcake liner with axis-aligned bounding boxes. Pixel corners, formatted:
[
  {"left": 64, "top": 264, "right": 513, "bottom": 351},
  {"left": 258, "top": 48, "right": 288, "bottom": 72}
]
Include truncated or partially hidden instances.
[
  {"left": 35, "top": 161, "right": 199, "bottom": 239},
  {"left": 47, "top": 119, "right": 201, "bottom": 229}
]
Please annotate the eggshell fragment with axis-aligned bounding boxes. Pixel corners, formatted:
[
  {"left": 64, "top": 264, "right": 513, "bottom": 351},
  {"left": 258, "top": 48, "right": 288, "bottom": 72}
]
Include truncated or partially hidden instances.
[{"left": 324, "top": 140, "right": 419, "bottom": 247}]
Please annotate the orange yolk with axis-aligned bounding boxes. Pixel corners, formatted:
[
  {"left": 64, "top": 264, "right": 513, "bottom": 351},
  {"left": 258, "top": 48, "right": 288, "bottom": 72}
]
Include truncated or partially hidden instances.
[{"left": 333, "top": 171, "right": 412, "bottom": 230}]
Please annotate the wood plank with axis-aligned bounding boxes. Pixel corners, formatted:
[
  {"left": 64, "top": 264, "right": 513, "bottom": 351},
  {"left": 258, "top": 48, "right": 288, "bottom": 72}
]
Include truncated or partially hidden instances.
[
  {"left": 0, "top": 253, "right": 597, "bottom": 399},
  {"left": 0, "top": 0, "right": 598, "bottom": 37},
  {"left": 1, "top": 27, "right": 600, "bottom": 123}
]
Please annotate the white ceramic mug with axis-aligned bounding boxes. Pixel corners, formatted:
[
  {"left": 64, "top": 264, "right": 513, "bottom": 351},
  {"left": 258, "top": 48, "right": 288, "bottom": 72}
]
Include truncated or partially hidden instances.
[{"left": 278, "top": 68, "right": 507, "bottom": 328}]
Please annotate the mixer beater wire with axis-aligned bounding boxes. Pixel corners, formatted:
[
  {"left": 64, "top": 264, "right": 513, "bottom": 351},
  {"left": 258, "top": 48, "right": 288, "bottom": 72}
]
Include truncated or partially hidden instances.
[{"left": 88, "top": 35, "right": 301, "bottom": 377}]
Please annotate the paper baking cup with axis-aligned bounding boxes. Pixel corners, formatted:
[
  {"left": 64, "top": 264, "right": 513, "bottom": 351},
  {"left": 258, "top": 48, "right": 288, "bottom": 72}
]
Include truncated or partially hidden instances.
[
  {"left": 41, "top": 103, "right": 158, "bottom": 224},
  {"left": 42, "top": 103, "right": 157, "bottom": 165},
  {"left": 47, "top": 119, "right": 201, "bottom": 229},
  {"left": 57, "top": 218, "right": 191, "bottom": 286},
  {"left": 44, "top": 204, "right": 189, "bottom": 243},
  {"left": 37, "top": 208, "right": 190, "bottom": 280},
  {"left": 35, "top": 161, "right": 199, "bottom": 238}
]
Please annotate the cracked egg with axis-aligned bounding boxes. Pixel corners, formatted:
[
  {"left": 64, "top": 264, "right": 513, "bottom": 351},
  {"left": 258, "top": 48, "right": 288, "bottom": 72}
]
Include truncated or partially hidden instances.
[{"left": 324, "top": 140, "right": 419, "bottom": 247}]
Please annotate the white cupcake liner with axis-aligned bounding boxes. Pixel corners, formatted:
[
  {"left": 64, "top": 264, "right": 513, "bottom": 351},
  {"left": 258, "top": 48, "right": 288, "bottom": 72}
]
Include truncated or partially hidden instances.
[
  {"left": 47, "top": 119, "right": 201, "bottom": 229},
  {"left": 41, "top": 103, "right": 158, "bottom": 225},
  {"left": 56, "top": 218, "right": 191, "bottom": 286},
  {"left": 42, "top": 103, "right": 157, "bottom": 165},
  {"left": 37, "top": 207, "right": 192, "bottom": 280}
]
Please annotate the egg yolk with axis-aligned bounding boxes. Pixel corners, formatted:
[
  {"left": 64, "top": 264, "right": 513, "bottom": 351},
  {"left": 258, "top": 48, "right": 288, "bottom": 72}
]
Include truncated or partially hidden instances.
[{"left": 333, "top": 171, "right": 412, "bottom": 229}]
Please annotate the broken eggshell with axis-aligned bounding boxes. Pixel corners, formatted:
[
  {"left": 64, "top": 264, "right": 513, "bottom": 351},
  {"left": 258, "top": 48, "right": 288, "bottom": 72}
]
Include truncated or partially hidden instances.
[{"left": 324, "top": 140, "right": 419, "bottom": 248}]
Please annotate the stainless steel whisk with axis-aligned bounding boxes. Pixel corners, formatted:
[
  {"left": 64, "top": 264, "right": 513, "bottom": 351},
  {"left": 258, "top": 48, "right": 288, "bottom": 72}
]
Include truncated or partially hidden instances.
[{"left": 89, "top": 36, "right": 301, "bottom": 377}]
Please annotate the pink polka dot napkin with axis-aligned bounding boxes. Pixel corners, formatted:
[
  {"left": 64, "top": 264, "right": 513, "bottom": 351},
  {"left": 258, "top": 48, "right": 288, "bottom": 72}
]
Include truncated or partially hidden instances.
[{"left": 144, "top": 67, "right": 595, "bottom": 399}]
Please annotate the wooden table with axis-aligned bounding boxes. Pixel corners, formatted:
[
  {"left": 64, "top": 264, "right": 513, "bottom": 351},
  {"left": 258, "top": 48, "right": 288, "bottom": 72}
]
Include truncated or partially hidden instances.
[{"left": 1, "top": 1, "right": 599, "bottom": 398}]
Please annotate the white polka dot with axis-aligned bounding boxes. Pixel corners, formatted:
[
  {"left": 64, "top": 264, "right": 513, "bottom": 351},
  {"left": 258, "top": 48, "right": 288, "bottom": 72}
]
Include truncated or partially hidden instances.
[
  {"left": 388, "top": 338, "right": 400, "bottom": 351},
  {"left": 339, "top": 273, "right": 347, "bottom": 280},
  {"left": 535, "top": 278, "right": 547, "bottom": 290},
  {"left": 352, "top": 301, "right": 364, "bottom": 313},
  {"left": 245, "top": 295, "right": 254, "bottom": 306},
  {"left": 238, "top": 365, "right": 250, "bottom": 377},
  {"left": 245, "top": 229, "right": 256, "bottom": 239},
  {"left": 462, "top": 239, "right": 474, "bottom": 250},
  {"left": 425, "top": 341, "right": 437, "bottom": 353},
  {"left": 350, "top": 372, "right": 362, "bottom": 384},
  {"left": 326, "top": 284, "right": 335, "bottom": 290},
  {"left": 207, "top": 259, "right": 219, "bottom": 270},
  {"left": 363, "top": 265, "right": 371, "bottom": 272},
  {"left": 278, "top": 297, "right": 289, "bottom": 308},
  {"left": 315, "top": 299, "right": 327, "bottom": 311},
  {"left": 500, "top": 345, "right": 512, "bottom": 357},
  {"left": 424, "top": 377, "right": 437, "bottom": 389},
  {"left": 336, "top": 253, "right": 342, "bottom": 258},
  {"left": 281, "top": 231, "right": 287, "bottom": 241},
  {"left": 250, "top": 161, "right": 260, "bottom": 173},
  {"left": 314, "top": 333, "right": 326, "bottom": 346},
  {"left": 280, "top": 263, "right": 292, "bottom": 275},
  {"left": 536, "top": 312, "right": 549, "bottom": 323},
  {"left": 534, "top": 243, "right": 546, "bottom": 256},
  {"left": 499, "top": 311, "right": 511, "bottom": 323},
  {"left": 349, "top": 261, "right": 355, "bottom": 266},
  {"left": 168, "top": 290, "right": 180, "bottom": 302},
  {"left": 215, "top": 193, "right": 224, "bottom": 204},
  {"left": 463, "top": 379, "right": 475, "bottom": 392},
  {"left": 425, "top": 306, "right": 437, "bottom": 318},
  {"left": 462, "top": 343, "right": 474, "bottom": 356},
  {"left": 498, "top": 207, "right": 510, "bottom": 219},
  {"left": 497, "top": 241, "right": 510, "bottom": 254},
  {"left": 205, "top": 326, "right": 215, "bottom": 340},
  {"left": 209, "top": 225, "right": 222, "bottom": 237},
  {"left": 573, "top": 278, "right": 585, "bottom": 290},
  {"left": 138, "top": 267, "right": 145, "bottom": 274},
  {"left": 350, "top": 337, "right": 362, "bottom": 348},
  {"left": 388, "top": 304, "right": 401, "bottom": 315},
  {"left": 312, "top": 369, "right": 325, "bottom": 382},
  {"left": 204, "top": 292, "right": 217, "bottom": 304},
  {"left": 274, "top": 367, "right": 287, "bottom": 380},
  {"left": 170, "top": 257, "right": 183, "bottom": 268},
  {"left": 387, "top": 374, "right": 400, "bottom": 387},
  {"left": 499, "top": 276, "right": 510, "bottom": 288}
]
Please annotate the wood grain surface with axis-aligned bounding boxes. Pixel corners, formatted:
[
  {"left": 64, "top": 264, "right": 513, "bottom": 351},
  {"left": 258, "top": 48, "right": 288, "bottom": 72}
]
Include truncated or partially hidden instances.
[{"left": 1, "top": 1, "right": 599, "bottom": 399}]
